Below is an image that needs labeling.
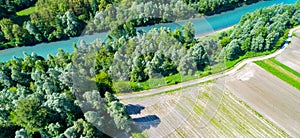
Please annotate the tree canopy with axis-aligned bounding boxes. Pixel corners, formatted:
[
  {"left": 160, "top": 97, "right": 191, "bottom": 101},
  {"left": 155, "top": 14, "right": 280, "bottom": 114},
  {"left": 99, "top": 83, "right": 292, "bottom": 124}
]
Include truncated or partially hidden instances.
[
  {"left": 0, "top": 2, "right": 300, "bottom": 138},
  {"left": 0, "top": 49, "right": 131, "bottom": 137},
  {"left": 221, "top": 4, "right": 300, "bottom": 60}
]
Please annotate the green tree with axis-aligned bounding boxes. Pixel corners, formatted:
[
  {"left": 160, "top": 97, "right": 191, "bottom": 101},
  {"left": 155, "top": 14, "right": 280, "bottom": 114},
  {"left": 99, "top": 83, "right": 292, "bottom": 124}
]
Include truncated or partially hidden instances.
[
  {"left": 12, "top": 24, "right": 25, "bottom": 46},
  {"left": 93, "top": 72, "right": 113, "bottom": 97},
  {"left": 220, "top": 36, "right": 231, "bottom": 48},
  {"left": 241, "top": 37, "right": 251, "bottom": 52},
  {"left": 10, "top": 97, "right": 48, "bottom": 133},
  {"left": 182, "top": 22, "right": 195, "bottom": 44},
  {"left": 0, "top": 18, "right": 14, "bottom": 41},
  {"left": 25, "top": 21, "right": 42, "bottom": 42},
  {"left": 123, "top": 21, "right": 136, "bottom": 38},
  {"left": 63, "top": 118, "right": 101, "bottom": 138},
  {"left": 130, "top": 55, "right": 147, "bottom": 82},
  {"left": 105, "top": 92, "right": 131, "bottom": 133},
  {"left": 225, "top": 39, "right": 242, "bottom": 60},
  {"left": 46, "top": 122, "right": 64, "bottom": 137},
  {"left": 190, "top": 43, "right": 209, "bottom": 70},
  {"left": 61, "top": 11, "right": 83, "bottom": 37}
]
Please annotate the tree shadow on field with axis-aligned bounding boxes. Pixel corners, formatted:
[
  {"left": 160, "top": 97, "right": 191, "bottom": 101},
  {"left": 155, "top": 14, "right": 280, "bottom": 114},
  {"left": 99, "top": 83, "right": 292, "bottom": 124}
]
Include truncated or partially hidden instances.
[
  {"left": 126, "top": 104, "right": 145, "bottom": 115},
  {"left": 126, "top": 104, "right": 161, "bottom": 133}
]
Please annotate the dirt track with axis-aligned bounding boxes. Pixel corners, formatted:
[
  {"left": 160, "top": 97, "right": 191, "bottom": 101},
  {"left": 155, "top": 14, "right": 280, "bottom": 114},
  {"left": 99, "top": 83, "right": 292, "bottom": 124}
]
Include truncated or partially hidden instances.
[{"left": 276, "top": 30, "right": 300, "bottom": 72}]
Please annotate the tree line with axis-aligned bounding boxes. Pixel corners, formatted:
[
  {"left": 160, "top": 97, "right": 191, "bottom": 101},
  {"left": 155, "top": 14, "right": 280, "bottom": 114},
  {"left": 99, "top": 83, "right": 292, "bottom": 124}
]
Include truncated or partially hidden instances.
[
  {"left": 185, "top": 0, "right": 262, "bottom": 15},
  {"left": 220, "top": 3, "right": 300, "bottom": 61}
]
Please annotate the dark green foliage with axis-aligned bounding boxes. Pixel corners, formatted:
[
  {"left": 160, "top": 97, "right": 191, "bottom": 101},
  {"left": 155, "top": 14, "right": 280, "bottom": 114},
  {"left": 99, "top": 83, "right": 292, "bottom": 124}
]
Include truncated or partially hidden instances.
[
  {"left": 1, "top": 126, "right": 20, "bottom": 138},
  {"left": 93, "top": 72, "right": 113, "bottom": 97},
  {"left": 220, "top": 36, "right": 231, "bottom": 48},
  {"left": 10, "top": 97, "right": 48, "bottom": 133},
  {"left": 187, "top": 0, "right": 262, "bottom": 15}
]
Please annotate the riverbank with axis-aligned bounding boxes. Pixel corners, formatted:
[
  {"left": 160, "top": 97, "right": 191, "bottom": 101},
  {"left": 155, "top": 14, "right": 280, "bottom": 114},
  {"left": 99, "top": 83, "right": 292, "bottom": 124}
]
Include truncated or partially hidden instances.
[
  {"left": 195, "top": 26, "right": 234, "bottom": 38},
  {"left": 0, "top": 1, "right": 263, "bottom": 52}
]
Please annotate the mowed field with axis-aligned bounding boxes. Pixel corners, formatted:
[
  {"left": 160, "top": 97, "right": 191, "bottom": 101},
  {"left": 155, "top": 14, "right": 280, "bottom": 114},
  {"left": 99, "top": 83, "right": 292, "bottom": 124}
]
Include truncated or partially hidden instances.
[
  {"left": 226, "top": 62, "right": 300, "bottom": 137},
  {"left": 255, "top": 58, "right": 300, "bottom": 91},
  {"left": 121, "top": 80, "right": 289, "bottom": 137},
  {"left": 276, "top": 29, "right": 300, "bottom": 72}
]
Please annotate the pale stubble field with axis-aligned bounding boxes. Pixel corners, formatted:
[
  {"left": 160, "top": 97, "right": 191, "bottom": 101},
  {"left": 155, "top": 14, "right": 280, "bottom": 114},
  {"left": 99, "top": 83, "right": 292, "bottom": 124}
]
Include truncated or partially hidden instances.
[
  {"left": 122, "top": 76, "right": 290, "bottom": 137},
  {"left": 226, "top": 62, "right": 300, "bottom": 137}
]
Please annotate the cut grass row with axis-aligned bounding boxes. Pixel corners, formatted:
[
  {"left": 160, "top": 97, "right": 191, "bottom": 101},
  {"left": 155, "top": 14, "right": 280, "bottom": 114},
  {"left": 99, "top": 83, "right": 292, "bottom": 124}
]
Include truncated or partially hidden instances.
[
  {"left": 269, "top": 58, "right": 300, "bottom": 78},
  {"left": 114, "top": 65, "right": 223, "bottom": 93},
  {"left": 16, "top": 6, "right": 36, "bottom": 16},
  {"left": 255, "top": 58, "right": 300, "bottom": 91}
]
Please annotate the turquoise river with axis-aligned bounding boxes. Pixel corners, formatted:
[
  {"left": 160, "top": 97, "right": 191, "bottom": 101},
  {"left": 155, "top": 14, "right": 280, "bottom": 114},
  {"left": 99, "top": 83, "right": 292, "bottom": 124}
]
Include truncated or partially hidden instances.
[{"left": 0, "top": 0, "right": 298, "bottom": 62}]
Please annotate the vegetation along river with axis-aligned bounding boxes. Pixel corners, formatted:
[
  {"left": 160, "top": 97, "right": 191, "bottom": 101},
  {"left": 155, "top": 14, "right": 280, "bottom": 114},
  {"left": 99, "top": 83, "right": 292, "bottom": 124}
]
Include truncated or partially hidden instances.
[{"left": 0, "top": 0, "right": 297, "bottom": 62}]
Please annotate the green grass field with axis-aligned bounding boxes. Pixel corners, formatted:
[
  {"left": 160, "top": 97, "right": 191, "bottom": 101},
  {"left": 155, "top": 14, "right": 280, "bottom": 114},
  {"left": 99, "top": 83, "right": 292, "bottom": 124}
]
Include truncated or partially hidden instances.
[
  {"left": 255, "top": 58, "right": 300, "bottom": 91},
  {"left": 269, "top": 58, "right": 300, "bottom": 78},
  {"left": 113, "top": 65, "right": 224, "bottom": 93},
  {"left": 16, "top": 6, "right": 36, "bottom": 16}
]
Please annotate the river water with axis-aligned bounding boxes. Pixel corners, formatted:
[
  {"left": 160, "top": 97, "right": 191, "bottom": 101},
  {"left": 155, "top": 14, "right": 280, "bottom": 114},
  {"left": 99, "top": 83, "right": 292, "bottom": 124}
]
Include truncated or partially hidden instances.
[{"left": 0, "top": 0, "right": 297, "bottom": 62}]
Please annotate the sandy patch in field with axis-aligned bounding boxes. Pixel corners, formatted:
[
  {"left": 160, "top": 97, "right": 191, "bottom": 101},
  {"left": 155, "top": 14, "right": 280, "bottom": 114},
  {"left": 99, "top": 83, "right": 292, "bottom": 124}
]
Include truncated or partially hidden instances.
[
  {"left": 226, "top": 63, "right": 300, "bottom": 137},
  {"left": 276, "top": 32, "right": 300, "bottom": 72}
]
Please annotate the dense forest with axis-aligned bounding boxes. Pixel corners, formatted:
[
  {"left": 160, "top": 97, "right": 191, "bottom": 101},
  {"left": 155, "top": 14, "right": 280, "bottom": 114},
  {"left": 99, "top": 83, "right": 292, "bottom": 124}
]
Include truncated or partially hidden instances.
[
  {"left": 0, "top": 1, "right": 300, "bottom": 137},
  {"left": 185, "top": 0, "right": 262, "bottom": 15},
  {"left": 0, "top": 0, "right": 261, "bottom": 49},
  {"left": 220, "top": 3, "right": 300, "bottom": 60},
  {"left": 0, "top": 50, "right": 132, "bottom": 137}
]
